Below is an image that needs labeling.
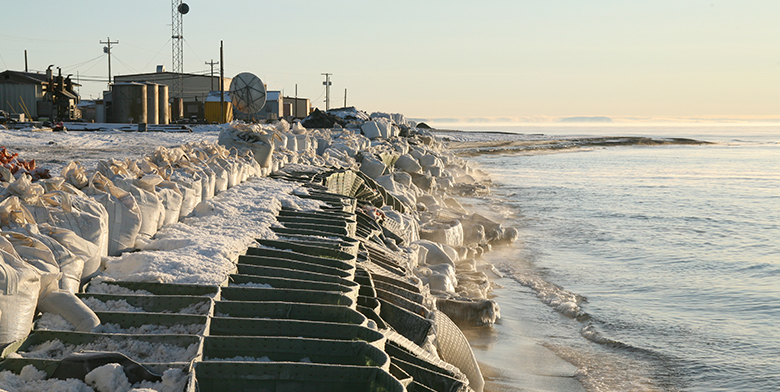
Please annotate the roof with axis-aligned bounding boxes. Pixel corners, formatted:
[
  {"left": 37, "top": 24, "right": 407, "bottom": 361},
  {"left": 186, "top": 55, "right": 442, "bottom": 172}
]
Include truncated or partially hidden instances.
[
  {"left": 115, "top": 71, "right": 228, "bottom": 80},
  {"left": 0, "top": 70, "right": 49, "bottom": 85}
]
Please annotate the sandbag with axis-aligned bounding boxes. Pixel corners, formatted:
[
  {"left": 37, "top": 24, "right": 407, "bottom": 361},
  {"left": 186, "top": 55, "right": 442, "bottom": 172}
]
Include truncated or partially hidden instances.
[
  {"left": 112, "top": 177, "right": 164, "bottom": 245},
  {"left": 208, "top": 157, "right": 229, "bottom": 194},
  {"left": 156, "top": 181, "right": 184, "bottom": 226},
  {"left": 37, "top": 223, "right": 100, "bottom": 284},
  {"left": 361, "top": 121, "right": 382, "bottom": 139},
  {"left": 419, "top": 219, "right": 464, "bottom": 247},
  {"left": 359, "top": 155, "right": 386, "bottom": 180},
  {"left": 0, "top": 240, "right": 40, "bottom": 344},
  {"left": 217, "top": 125, "right": 275, "bottom": 169},
  {"left": 16, "top": 225, "right": 84, "bottom": 293},
  {"left": 171, "top": 168, "right": 202, "bottom": 220},
  {"left": 0, "top": 196, "right": 36, "bottom": 228},
  {"left": 83, "top": 173, "right": 142, "bottom": 256},
  {"left": 413, "top": 240, "right": 455, "bottom": 268},
  {"left": 1, "top": 231, "right": 61, "bottom": 297},
  {"left": 38, "top": 290, "right": 100, "bottom": 332},
  {"left": 395, "top": 154, "right": 422, "bottom": 174},
  {"left": 56, "top": 192, "right": 110, "bottom": 258}
]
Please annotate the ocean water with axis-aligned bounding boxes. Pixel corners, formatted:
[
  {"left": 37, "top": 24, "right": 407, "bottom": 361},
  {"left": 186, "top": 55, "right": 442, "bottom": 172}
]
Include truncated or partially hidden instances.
[{"left": 458, "top": 125, "right": 780, "bottom": 391}]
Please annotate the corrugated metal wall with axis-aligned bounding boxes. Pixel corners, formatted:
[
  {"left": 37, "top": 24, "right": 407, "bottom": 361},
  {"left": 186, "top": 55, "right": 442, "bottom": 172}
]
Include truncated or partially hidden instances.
[{"left": 0, "top": 84, "right": 41, "bottom": 118}]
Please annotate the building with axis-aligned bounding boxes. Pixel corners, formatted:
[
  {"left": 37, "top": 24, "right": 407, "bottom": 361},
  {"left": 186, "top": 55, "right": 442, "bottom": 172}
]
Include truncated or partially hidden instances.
[
  {"left": 255, "top": 91, "right": 282, "bottom": 121},
  {"left": 0, "top": 67, "right": 80, "bottom": 120},
  {"left": 283, "top": 96, "right": 311, "bottom": 119},
  {"left": 114, "top": 70, "right": 230, "bottom": 121},
  {"left": 114, "top": 70, "right": 230, "bottom": 102}
]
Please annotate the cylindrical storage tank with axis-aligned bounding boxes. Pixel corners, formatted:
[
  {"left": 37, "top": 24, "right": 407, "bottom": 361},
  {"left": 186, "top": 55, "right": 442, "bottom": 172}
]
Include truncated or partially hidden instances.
[
  {"left": 158, "top": 84, "right": 169, "bottom": 124},
  {"left": 144, "top": 83, "right": 159, "bottom": 125},
  {"left": 171, "top": 97, "right": 183, "bottom": 121},
  {"left": 111, "top": 83, "right": 147, "bottom": 124}
]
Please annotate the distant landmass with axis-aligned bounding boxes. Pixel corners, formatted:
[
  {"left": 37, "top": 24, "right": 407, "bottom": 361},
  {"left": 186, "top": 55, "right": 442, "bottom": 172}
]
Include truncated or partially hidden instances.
[{"left": 560, "top": 116, "right": 613, "bottom": 123}]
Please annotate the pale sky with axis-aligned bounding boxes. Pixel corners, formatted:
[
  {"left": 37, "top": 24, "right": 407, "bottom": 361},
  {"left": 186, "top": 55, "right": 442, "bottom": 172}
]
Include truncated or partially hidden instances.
[{"left": 1, "top": 0, "right": 777, "bottom": 121}]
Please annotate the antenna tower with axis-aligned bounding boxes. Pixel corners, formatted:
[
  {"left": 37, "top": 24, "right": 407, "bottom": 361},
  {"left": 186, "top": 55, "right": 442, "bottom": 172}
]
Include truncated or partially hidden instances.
[{"left": 171, "top": 0, "right": 188, "bottom": 98}]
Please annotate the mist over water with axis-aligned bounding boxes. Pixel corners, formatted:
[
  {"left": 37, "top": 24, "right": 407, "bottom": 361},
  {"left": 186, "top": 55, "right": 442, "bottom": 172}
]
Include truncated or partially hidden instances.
[{"left": 465, "top": 125, "right": 780, "bottom": 391}]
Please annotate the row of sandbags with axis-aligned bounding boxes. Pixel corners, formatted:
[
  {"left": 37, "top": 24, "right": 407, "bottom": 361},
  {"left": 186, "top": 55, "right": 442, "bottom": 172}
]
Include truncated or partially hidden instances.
[
  {"left": 77, "top": 142, "right": 260, "bottom": 254},
  {"left": 0, "top": 140, "right": 263, "bottom": 344}
]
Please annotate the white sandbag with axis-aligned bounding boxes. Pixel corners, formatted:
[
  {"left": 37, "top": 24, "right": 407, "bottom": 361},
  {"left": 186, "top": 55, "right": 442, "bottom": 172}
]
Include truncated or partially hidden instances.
[
  {"left": 218, "top": 126, "right": 276, "bottom": 169},
  {"left": 419, "top": 154, "right": 441, "bottom": 169},
  {"left": 208, "top": 158, "right": 229, "bottom": 194},
  {"left": 199, "top": 165, "right": 217, "bottom": 200},
  {"left": 0, "top": 239, "right": 40, "bottom": 344},
  {"left": 395, "top": 154, "right": 422, "bottom": 174},
  {"left": 37, "top": 223, "right": 100, "bottom": 283},
  {"left": 413, "top": 239, "right": 455, "bottom": 268},
  {"left": 0, "top": 196, "right": 36, "bottom": 228},
  {"left": 83, "top": 173, "right": 142, "bottom": 257},
  {"left": 4, "top": 175, "right": 45, "bottom": 204},
  {"left": 1, "top": 231, "right": 61, "bottom": 297},
  {"left": 112, "top": 177, "right": 164, "bottom": 244},
  {"left": 38, "top": 290, "right": 100, "bottom": 332},
  {"left": 59, "top": 193, "right": 110, "bottom": 258},
  {"left": 359, "top": 155, "right": 386, "bottom": 180},
  {"left": 156, "top": 181, "right": 184, "bottom": 226},
  {"left": 272, "top": 132, "right": 288, "bottom": 150},
  {"left": 376, "top": 120, "right": 393, "bottom": 139},
  {"left": 296, "top": 134, "right": 313, "bottom": 152},
  {"left": 24, "top": 191, "right": 109, "bottom": 260},
  {"left": 135, "top": 175, "right": 167, "bottom": 230},
  {"left": 419, "top": 219, "right": 464, "bottom": 247},
  {"left": 171, "top": 169, "right": 202, "bottom": 220},
  {"left": 361, "top": 121, "right": 382, "bottom": 139},
  {"left": 284, "top": 132, "right": 297, "bottom": 150},
  {"left": 16, "top": 225, "right": 84, "bottom": 293},
  {"left": 215, "top": 157, "right": 240, "bottom": 189}
]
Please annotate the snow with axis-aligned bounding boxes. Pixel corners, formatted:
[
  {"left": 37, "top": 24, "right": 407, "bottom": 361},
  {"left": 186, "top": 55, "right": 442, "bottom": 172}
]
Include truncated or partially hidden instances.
[
  {"left": 0, "top": 364, "right": 94, "bottom": 392},
  {"left": 0, "top": 364, "right": 188, "bottom": 392},
  {"left": 81, "top": 298, "right": 145, "bottom": 313},
  {"left": 19, "top": 338, "right": 200, "bottom": 363},
  {"left": 97, "top": 176, "right": 322, "bottom": 285}
]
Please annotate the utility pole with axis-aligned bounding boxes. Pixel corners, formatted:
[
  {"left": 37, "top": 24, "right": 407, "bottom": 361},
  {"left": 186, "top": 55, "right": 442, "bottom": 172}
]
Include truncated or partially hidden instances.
[
  {"left": 344, "top": 88, "right": 347, "bottom": 108},
  {"left": 219, "top": 41, "right": 225, "bottom": 123},
  {"left": 100, "top": 37, "right": 119, "bottom": 85},
  {"left": 294, "top": 84, "right": 298, "bottom": 118},
  {"left": 322, "top": 73, "right": 332, "bottom": 111},
  {"left": 24, "top": 50, "right": 28, "bottom": 72},
  {"left": 205, "top": 59, "right": 219, "bottom": 91}
]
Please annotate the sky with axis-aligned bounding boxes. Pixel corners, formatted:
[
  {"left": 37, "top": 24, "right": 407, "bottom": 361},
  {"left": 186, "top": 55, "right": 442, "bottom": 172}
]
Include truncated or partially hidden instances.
[{"left": 1, "top": 0, "right": 778, "bottom": 122}]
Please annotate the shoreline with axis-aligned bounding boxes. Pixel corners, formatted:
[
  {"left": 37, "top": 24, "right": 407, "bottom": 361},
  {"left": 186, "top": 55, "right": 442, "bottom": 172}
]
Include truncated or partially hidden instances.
[{"left": 0, "top": 116, "right": 584, "bottom": 392}]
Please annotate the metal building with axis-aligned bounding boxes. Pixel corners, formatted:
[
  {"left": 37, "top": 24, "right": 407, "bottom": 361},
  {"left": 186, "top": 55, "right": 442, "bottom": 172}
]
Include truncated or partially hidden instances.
[{"left": 0, "top": 67, "right": 80, "bottom": 120}]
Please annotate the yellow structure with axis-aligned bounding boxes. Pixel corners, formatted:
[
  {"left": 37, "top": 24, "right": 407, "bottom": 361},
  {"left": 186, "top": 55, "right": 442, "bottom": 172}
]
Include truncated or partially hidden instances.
[{"left": 204, "top": 91, "right": 233, "bottom": 123}]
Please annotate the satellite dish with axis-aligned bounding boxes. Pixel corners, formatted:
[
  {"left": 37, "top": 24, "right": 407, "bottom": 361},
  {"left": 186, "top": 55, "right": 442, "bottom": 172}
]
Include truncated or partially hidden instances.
[
  {"left": 229, "top": 72, "right": 267, "bottom": 121},
  {"left": 178, "top": 3, "right": 189, "bottom": 14}
]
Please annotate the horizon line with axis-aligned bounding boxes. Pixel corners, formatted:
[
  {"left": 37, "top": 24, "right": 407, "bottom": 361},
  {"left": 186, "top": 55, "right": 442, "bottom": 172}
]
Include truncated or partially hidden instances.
[{"left": 416, "top": 115, "right": 780, "bottom": 125}]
